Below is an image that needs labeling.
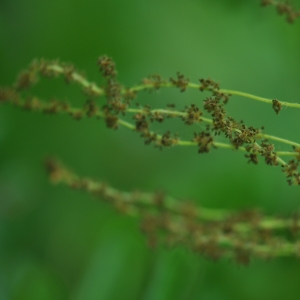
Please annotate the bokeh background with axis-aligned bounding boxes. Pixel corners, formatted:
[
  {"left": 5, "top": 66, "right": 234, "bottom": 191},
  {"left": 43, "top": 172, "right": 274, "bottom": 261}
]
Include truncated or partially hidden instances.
[{"left": 1, "top": 0, "right": 300, "bottom": 299}]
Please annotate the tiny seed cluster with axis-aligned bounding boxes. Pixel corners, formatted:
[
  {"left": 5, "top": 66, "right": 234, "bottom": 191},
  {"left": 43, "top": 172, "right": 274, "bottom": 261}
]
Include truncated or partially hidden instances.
[
  {"left": 1, "top": 55, "right": 300, "bottom": 185},
  {"left": 45, "top": 158, "right": 300, "bottom": 265}
]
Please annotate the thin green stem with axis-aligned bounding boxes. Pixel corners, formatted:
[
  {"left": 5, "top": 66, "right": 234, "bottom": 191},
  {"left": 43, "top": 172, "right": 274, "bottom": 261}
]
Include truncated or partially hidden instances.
[
  {"left": 258, "top": 133, "right": 300, "bottom": 148},
  {"left": 277, "top": 151, "right": 299, "bottom": 156},
  {"left": 46, "top": 64, "right": 105, "bottom": 96},
  {"left": 43, "top": 62, "right": 300, "bottom": 110},
  {"left": 220, "top": 89, "right": 272, "bottom": 104},
  {"left": 117, "top": 118, "right": 136, "bottom": 130},
  {"left": 220, "top": 89, "right": 300, "bottom": 109},
  {"left": 124, "top": 81, "right": 300, "bottom": 109}
]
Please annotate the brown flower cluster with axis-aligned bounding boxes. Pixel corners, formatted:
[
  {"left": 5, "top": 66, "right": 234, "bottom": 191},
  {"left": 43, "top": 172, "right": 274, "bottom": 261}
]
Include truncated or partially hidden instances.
[
  {"left": 142, "top": 74, "right": 167, "bottom": 91},
  {"left": 170, "top": 72, "right": 190, "bottom": 92},
  {"left": 193, "top": 131, "right": 215, "bottom": 153},
  {"left": 272, "top": 99, "right": 282, "bottom": 114},
  {"left": 261, "top": 0, "right": 300, "bottom": 23},
  {"left": 182, "top": 104, "right": 203, "bottom": 125},
  {"left": 201, "top": 83, "right": 262, "bottom": 152}
]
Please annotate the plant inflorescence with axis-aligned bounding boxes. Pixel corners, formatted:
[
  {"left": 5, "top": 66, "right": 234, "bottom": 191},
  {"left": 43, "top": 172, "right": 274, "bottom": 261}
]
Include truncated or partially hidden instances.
[
  {"left": 43, "top": 157, "right": 300, "bottom": 265},
  {"left": 1, "top": 55, "right": 300, "bottom": 184},
  {"left": 1, "top": 1, "right": 300, "bottom": 264}
]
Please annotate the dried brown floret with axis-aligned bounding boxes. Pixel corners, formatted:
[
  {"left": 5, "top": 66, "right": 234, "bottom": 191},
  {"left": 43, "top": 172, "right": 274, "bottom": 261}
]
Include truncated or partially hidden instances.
[
  {"left": 158, "top": 131, "right": 179, "bottom": 148},
  {"left": 133, "top": 113, "right": 149, "bottom": 132},
  {"left": 294, "top": 174, "right": 300, "bottom": 185},
  {"left": 260, "top": 139, "right": 278, "bottom": 166},
  {"left": 150, "top": 111, "right": 164, "bottom": 123},
  {"left": 39, "top": 59, "right": 61, "bottom": 78},
  {"left": 142, "top": 132, "right": 158, "bottom": 145},
  {"left": 23, "top": 97, "right": 41, "bottom": 110},
  {"left": 203, "top": 97, "right": 228, "bottom": 135},
  {"left": 44, "top": 157, "right": 65, "bottom": 182},
  {"left": 245, "top": 153, "right": 259, "bottom": 164},
  {"left": 105, "top": 79, "right": 122, "bottom": 101},
  {"left": 15, "top": 70, "right": 38, "bottom": 91},
  {"left": 63, "top": 65, "right": 75, "bottom": 84},
  {"left": 123, "top": 89, "right": 137, "bottom": 103},
  {"left": 223, "top": 117, "right": 238, "bottom": 139},
  {"left": 85, "top": 99, "right": 98, "bottom": 117},
  {"left": 166, "top": 103, "right": 176, "bottom": 109},
  {"left": 98, "top": 56, "right": 117, "bottom": 78},
  {"left": 245, "top": 143, "right": 261, "bottom": 154},
  {"left": 272, "top": 99, "right": 282, "bottom": 114},
  {"left": 70, "top": 111, "right": 83, "bottom": 120},
  {"left": 142, "top": 74, "right": 166, "bottom": 90},
  {"left": 199, "top": 78, "right": 220, "bottom": 92},
  {"left": 43, "top": 100, "right": 70, "bottom": 114},
  {"left": 282, "top": 160, "right": 299, "bottom": 178},
  {"left": 105, "top": 114, "right": 118, "bottom": 129},
  {"left": 183, "top": 104, "right": 202, "bottom": 125},
  {"left": 231, "top": 125, "right": 259, "bottom": 149},
  {"left": 261, "top": 0, "right": 272, "bottom": 6},
  {"left": 109, "top": 99, "right": 127, "bottom": 115},
  {"left": 276, "top": 2, "right": 296, "bottom": 23},
  {"left": 0, "top": 87, "right": 19, "bottom": 104},
  {"left": 103, "top": 106, "right": 119, "bottom": 129},
  {"left": 204, "top": 97, "right": 225, "bottom": 117},
  {"left": 293, "top": 146, "right": 300, "bottom": 161},
  {"left": 261, "top": 0, "right": 300, "bottom": 23},
  {"left": 193, "top": 131, "right": 215, "bottom": 153},
  {"left": 170, "top": 72, "right": 189, "bottom": 92},
  {"left": 213, "top": 91, "right": 231, "bottom": 104},
  {"left": 43, "top": 99, "right": 60, "bottom": 114}
]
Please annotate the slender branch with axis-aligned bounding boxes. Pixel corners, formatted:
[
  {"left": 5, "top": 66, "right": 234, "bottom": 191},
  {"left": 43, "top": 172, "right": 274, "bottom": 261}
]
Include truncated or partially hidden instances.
[
  {"left": 33, "top": 61, "right": 300, "bottom": 110},
  {"left": 44, "top": 158, "right": 300, "bottom": 263}
]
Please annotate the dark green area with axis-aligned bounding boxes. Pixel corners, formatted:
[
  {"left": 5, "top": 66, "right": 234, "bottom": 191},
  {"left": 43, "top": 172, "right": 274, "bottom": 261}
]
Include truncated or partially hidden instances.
[{"left": 1, "top": 0, "right": 300, "bottom": 299}]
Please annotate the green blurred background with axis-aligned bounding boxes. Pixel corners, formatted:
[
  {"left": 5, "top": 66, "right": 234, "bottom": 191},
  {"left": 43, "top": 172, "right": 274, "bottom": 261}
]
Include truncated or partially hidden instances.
[{"left": 1, "top": 0, "right": 300, "bottom": 299}]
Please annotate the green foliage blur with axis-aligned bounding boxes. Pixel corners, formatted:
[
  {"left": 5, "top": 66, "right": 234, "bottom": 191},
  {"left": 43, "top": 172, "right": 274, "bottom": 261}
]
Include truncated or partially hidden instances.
[{"left": 1, "top": 0, "right": 300, "bottom": 299}]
